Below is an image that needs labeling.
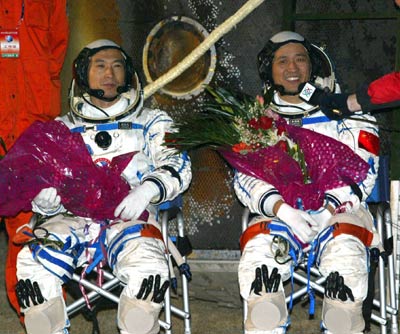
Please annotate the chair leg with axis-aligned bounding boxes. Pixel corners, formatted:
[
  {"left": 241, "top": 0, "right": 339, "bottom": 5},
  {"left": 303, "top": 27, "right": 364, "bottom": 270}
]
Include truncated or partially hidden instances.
[
  {"left": 162, "top": 211, "right": 173, "bottom": 334},
  {"left": 177, "top": 211, "right": 191, "bottom": 334},
  {"left": 362, "top": 251, "right": 378, "bottom": 333},
  {"left": 382, "top": 205, "right": 398, "bottom": 334},
  {"left": 377, "top": 205, "right": 388, "bottom": 334}
]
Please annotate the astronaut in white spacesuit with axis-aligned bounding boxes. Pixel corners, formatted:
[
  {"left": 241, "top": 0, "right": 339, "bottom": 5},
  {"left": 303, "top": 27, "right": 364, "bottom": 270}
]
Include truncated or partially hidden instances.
[
  {"left": 15, "top": 39, "right": 192, "bottom": 334},
  {"left": 234, "top": 31, "right": 380, "bottom": 334}
]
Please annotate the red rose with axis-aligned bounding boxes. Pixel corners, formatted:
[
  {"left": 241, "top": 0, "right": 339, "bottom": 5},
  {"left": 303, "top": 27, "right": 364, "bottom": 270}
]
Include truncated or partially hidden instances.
[
  {"left": 248, "top": 118, "right": 260, "bottom": 129},
  {"left": 277, "top": 125, "right": 286, "bottom": 136},
  {"left": 276, "top": 140, "right": 289, "bottom": 152},
  {"left": 259, "top": 116, "right": 273, "bottom": 130}
]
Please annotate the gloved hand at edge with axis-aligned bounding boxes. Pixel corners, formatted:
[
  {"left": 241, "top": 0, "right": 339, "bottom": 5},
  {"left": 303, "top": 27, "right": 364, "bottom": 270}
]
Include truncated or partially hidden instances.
[
  {"left": 16, "top": 279, "right": 45, "bottom": 309},
  {"left": 325, "top": 271, "right": 354, "bottom": 302},
  {"left": 308, "top": 206, "right": 333, "bottom": 233},
  {"left": 250, "top": 265, "right": 281, "bottom": 295},
  {"left": 114, "top": 181, "right": 160, "bottom": 221},
  {"left": 136, "top": 275, "right": 170, "bottom": 304},
  {"left": 276, "top": 202, "right": 318, "bottom": 244},
  {"left": 31, "top": 187, "right": 63, "bottom": 215}
]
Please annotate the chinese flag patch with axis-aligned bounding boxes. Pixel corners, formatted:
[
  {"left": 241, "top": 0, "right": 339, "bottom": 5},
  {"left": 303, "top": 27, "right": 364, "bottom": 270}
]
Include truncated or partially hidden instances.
[{"left": 358, "top": 130, "right": 380, "bottom": 155}]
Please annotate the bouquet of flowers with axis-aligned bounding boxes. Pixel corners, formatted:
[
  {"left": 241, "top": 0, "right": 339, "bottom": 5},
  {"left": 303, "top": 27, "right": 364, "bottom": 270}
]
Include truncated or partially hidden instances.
[
  {"left": 0, "top": 120, "right": 131, "bottom": 220},
  {"left": 167, "top": 86, "right": 370, "bottom": 210}
]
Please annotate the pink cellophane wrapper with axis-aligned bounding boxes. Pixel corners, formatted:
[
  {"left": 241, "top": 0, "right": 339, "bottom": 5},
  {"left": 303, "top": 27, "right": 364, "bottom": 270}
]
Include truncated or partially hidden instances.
[
  {"left": 220, "top": 121, "right": 370, "bottom": 210},
  {"left": 0, "top": 120, "right": 131, "bottom": 219}
]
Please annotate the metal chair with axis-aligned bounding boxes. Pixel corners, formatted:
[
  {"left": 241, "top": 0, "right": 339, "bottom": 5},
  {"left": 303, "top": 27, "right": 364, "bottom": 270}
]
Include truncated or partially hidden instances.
[
  {"left": 65, "top": 196, "right": 192, "bottom": 334},
  {"left": 241, "top": 157, "right": 399, "bottom": 334}
]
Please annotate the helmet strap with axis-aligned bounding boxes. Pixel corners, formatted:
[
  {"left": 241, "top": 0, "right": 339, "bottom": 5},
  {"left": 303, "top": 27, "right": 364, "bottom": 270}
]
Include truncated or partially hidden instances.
[{"left": 82, "top": 95, "right": 111, "bottom": 118}]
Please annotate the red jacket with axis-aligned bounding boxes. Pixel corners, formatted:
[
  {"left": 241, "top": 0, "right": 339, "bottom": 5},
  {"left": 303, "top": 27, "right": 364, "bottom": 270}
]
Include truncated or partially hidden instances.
[
  {"left": 368, "top": 71, "right": 400, "bottom": 104},
  {"left": 0, "top": 0, "right": 69, "bottom": 151},
  {"left": 0, "top": 0, "right": 69, "bottom": 317}
]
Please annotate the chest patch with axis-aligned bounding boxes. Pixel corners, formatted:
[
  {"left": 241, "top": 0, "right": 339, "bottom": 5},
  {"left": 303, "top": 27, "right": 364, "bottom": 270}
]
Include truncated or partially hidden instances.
[{"left": 94, "top": 157, "right": 111, "bottom": 167}]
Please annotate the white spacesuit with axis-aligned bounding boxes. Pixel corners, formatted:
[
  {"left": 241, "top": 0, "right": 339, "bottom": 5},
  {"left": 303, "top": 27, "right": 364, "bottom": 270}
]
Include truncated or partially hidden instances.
[
  {"left": 234, "top": 31, "right": 380, "bottom": 334},
  {"left": 15, "top": 40, "right": 192, "bottom": 334}
]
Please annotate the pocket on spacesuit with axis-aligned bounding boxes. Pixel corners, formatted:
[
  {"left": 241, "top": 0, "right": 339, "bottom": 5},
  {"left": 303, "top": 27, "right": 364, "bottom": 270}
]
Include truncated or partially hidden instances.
[{"left": 24, "top": 0, "right": 51, "bottom": 30}]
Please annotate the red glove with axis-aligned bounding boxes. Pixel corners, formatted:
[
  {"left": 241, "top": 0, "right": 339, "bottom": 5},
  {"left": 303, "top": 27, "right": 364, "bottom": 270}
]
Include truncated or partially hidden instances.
[{"left": 356, "top": 72, "right": 400, "bottom": 112}]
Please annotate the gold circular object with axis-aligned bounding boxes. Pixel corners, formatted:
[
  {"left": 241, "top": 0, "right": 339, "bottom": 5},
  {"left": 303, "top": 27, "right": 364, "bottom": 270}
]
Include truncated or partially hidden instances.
[{"left": 143, "top": 16, "right": 217, "bottom": 100}]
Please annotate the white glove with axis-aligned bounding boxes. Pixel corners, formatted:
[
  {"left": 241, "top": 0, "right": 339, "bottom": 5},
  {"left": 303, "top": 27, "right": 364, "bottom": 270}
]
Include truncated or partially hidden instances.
[
  {"left": 308, "top": 207, "right": 332, "bottom": 233},
  {"left": 31, "top": 187, "right": 62, "bottom": 215},
  {"left": 114, "top": 181, "right": 160, "bottom": 221},
  {"left": 276, "top": 203, "right": 318, "bottom": 244}
]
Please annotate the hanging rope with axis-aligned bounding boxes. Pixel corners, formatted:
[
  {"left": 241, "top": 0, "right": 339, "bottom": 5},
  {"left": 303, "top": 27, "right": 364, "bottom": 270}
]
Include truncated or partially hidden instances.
[{"left": 143, "top": 0, "right": 266, "bottom": 100}]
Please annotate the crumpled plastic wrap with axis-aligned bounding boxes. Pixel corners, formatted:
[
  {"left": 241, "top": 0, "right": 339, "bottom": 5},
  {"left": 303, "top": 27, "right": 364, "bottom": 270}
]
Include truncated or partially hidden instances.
[
  {"left": 220, "top": 121, "right": 370, "bottom": 211},
  {"left": 0, "top": 120, "right": 131, "bottom": 219}
]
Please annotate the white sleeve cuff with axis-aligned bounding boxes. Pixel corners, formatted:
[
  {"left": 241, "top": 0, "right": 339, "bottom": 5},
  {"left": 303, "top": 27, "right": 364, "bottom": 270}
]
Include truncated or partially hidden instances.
[{"left": 261, "top": 193, "right": 283, "bottom": 217}]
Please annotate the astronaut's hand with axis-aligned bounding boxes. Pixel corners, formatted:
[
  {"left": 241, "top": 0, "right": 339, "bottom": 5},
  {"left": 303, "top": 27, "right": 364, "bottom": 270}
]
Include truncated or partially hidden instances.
[
  {"left": 308, "top": 207, "right": 332, "bottom": 233},
  {"left": 250, "top": 265, "right": 281, "bottom": 295},
  {"left": 136, "top": 275, "right": 170, "bottom": 304},
  {"left": 16, "top": 279, "right": 45, "bottom": 309},
  {"left": 114, "top": 182, "right": 160, "bottom": 220},
  {"left": 31, "top": 187, "right": 62, "bottom": 214},
  {"left": 178, "top": 263, "right": 192, "bottom": 282},
  {"left": 318, "top": 93, "right": 352, "bottom": 119},
  {"left": 325, "top": 271, "right": 354, "bottom": 302},
  {"left": 298, "top": 82, "right": 352, "bottom": 120},
  {"left": 276, "top": 203, "right": 318, "bottom": 244}
]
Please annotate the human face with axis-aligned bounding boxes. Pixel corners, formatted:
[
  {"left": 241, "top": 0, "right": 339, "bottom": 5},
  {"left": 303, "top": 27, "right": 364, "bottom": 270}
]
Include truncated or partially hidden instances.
[
  {"left": 272, "top": 42, "right": 311, "bottom": 103},
  {"left": 88, "top": 48, "right": 126, "bottom": 108}
]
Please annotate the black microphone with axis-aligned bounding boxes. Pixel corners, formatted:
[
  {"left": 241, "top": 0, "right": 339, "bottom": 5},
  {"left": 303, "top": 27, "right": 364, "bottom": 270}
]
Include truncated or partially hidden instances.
[{"left": 298, "top": 82, "right": 351, "bottom": 119}]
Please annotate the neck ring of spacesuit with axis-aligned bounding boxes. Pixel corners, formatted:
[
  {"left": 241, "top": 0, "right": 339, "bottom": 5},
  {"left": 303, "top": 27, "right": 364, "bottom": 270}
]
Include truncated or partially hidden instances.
[{"left": 68, "top": 78, "right": 144, "bottom": 124}]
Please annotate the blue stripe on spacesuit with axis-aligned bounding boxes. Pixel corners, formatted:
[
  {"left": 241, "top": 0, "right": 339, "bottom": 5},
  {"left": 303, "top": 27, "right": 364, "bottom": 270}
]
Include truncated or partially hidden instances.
[
  {"left": 136, "top": 170, "right": 144, "bottom": 181},
  {"left": 368, "top": 156, "right": 377, "bottom": 175},
  {"left": 302, "top": 116, "right": 331, "bottom": 124},
  {"left": 361, "top": 156, "right": 378, "bottom": 197},
  {"left": 70, "top": 122, "right": 144, "bottom": 133},
  {"left": 62, "top": 230, "right": 84, "bottom": 259},
  {"left": 30, "top": 244, "right": 76, "bottom": 283},
  {"left": 141, "top": 114, "right": 168, "bottom": 154},
  {"left": 234, "top": 172, "right": 251, "bottom": 199},
  {"left": 107, "top": 224, "right": 143, "bottom": 269},
  {"left": 141, "top": 115, "right": 172, "bottom": 154},
  {"left": 178, "top": 152, "right": 190, "bottom": 173},
  {"left": 85, "top": 229, "right": 107, "bottom": 274},
  {"left": 311, "top": 226, "right": 335, "bottom": 267},
  {"left": 266, "top": 220, "right": 305, "bottom": 315},
  {"left": 143, "top": 114, "right": 173, "bottom": 138},
  {"left": 267, "top": 221, "right": 303, "bottom": 264}
]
